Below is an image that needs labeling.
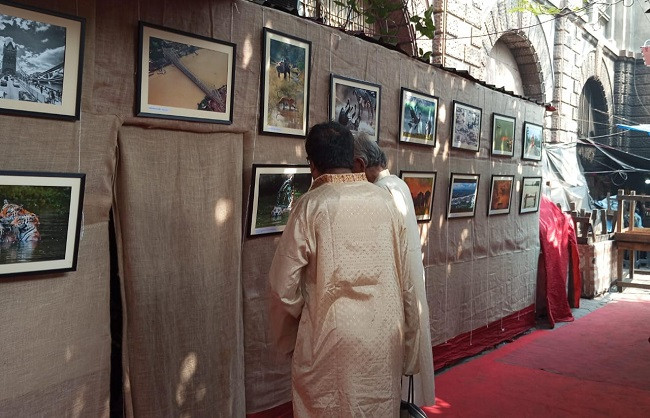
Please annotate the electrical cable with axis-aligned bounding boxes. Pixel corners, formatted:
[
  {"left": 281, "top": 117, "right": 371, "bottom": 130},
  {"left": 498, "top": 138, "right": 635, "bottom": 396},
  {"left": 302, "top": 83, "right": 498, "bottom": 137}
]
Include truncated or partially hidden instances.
[
  {"left": 412, "top": 0, "right": 632, "bottom": 42},
  {"left": 593, "top": 107, "right": 648, "bottom": 125}
]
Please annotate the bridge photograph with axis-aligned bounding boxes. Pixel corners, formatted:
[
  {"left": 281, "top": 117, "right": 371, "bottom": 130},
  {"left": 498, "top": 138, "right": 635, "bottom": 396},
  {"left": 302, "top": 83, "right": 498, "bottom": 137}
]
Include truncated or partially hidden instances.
[
  {"left": 0, "top": 11, "right": 66, "bottom": 106},
  {"left": 139, "top": 23, "right": 234, "bottom": 123}
]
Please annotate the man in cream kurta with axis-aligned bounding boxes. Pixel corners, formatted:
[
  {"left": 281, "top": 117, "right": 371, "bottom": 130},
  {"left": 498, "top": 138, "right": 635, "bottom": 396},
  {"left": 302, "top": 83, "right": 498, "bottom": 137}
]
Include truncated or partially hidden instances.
[
  {"left": 353, "top": 134, "right": 436, "bottom": 407},
  {"left": 269, "top": 121, "right": 420, "bottom": 417}
]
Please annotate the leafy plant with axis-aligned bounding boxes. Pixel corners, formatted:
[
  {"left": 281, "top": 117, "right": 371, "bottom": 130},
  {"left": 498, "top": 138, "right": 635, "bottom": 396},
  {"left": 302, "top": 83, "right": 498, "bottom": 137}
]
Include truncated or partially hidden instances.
[
  {"left": 508, "top": 0, "right": 592, "bottom": 16},
  {"left": 333, "top": 0, "right": 436, "bottom": 60},
  {"left": 411, "top": 6, "right": 435, "bottom": 62}
]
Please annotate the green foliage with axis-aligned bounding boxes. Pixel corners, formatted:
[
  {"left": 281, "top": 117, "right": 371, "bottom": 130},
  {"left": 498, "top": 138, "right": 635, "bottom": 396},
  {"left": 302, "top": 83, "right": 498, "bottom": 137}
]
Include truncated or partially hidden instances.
[
  {"left": 334, "top": 0, "right": 403, "bottom": 44},
  {"left": 270, "top": 39, "right": 306, "bottom": 71},
  {"left": 0, "top": 186, "right": 72, "bottom": 215},
  {"left": 418, "top": 49, "right": 432, "bottom": 62},
  {"left": 410, "top": 6, "right": 435, "bottom": 40},
  {"left": 509, "top": 0, "right": 564, "bottom": 15},
  {"left": 333, "top": 0, "right": 436, "bottom": 59}
]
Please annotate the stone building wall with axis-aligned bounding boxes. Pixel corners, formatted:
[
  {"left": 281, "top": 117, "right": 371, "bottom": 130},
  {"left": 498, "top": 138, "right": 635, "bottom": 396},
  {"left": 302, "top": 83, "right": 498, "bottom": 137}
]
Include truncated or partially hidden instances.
[
  {"left": 429, "top": 0, "right": 648, "bottom": 153},
  {"left": 623, "top": 61, "right": 650, "bottom": 160}
]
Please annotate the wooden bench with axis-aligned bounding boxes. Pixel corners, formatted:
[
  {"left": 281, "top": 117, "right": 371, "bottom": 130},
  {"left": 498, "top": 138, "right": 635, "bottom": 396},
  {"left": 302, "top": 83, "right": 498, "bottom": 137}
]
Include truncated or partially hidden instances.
[
  {"left": 614, "top": 190, "right": 650, "bottom": 292},
  {"left": 567, "top": 204, "right": 610, "bottom": 245}
]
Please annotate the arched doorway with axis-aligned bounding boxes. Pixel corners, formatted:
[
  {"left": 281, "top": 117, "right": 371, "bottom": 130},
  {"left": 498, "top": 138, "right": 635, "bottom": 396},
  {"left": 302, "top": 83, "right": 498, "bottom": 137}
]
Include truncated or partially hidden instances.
[
  {"left": 577, "top": 76, "right": 614, "bottom": 200},
  {"left": 578, "top": 77, "right": 609, "bottom": 140},
  {"left": 485, "top": 33, "right": 545, "bottom": 103}
]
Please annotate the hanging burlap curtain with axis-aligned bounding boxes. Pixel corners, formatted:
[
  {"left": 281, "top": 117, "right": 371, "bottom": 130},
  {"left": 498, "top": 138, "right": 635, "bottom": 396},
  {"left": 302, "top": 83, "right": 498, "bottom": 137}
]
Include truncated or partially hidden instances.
[{"left": 114, "top": 127, "right": 245, "bottom": 416}]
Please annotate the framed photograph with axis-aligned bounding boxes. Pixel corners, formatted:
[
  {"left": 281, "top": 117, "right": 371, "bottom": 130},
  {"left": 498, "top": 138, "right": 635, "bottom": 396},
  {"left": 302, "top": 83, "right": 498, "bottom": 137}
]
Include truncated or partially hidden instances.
[
  {"left": 399, "top": 171, "right": 437, "bottom": 222},
  {"left": 0, "top": 171, "right": 85, "bottom": 278},
  {"left": 450, "top": 101, "right": 481, "bottom": 152},
  {"left": 0, "top": 2, "right": 85, "bottom": 120},
  {"left": 522, "top": 122, "right": 543, "bottom": 161},
  {"left": 447, "top": 173, "right": 480, "bottom": 219},
  {"left": 491, "top": 113, "right": 516, "bottom": 157},
  {"left": 260, "top": 28, "right": 311, "bottom": 137},
  {"left": 399, "top": 88, "right": 438, "bottom": 147},
  {"left": 248, "top": 165, "right": 312, "bottom": 236},
  {"left": 520, "top": 177, "right": 542, "bottom": 214},
  {"left": 136, "top": 22, "right": 236, "bottom": 124},
  {"left": 488, "top": 175, "right": 514, "bottom": 216},
  {"left": 330, "top": 74, "right": 381, "bottom": 142},
  {"left": 451, "top": 100, "right": 483, "bottom": 151}
]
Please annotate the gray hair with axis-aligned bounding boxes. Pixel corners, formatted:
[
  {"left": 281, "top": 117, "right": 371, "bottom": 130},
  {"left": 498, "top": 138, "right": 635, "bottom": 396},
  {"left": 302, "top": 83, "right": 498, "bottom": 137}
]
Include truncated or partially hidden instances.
[{"left": 353, "top": 133, "right": 387, "bottom": 168}]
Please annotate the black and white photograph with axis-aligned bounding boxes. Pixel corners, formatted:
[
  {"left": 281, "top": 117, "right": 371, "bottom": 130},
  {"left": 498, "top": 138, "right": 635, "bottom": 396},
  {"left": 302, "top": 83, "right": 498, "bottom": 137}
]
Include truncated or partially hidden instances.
[
  {"left": 248, "top": 165, "right": 312, "bottom": 236},
  {"left": 0, "top": 171, "right": 85, "bottom": 278},
  {"left": 451, "top": 101, "right": 481, "bottom": 152},
  {"left": 0, "top": 2, "right": 84, "bottom": 119},
  {"left": 330, "top": 74, "right": 381, "bottom": 142}
]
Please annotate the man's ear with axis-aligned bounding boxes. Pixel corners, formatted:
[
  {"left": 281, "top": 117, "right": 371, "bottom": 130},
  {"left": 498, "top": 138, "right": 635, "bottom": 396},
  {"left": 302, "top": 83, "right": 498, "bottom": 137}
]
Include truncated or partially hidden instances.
[
  {"left": 309, "top": 161, "right": 320, "bottom": 179},
  {"left": 352, "top": 157, "right": 366, "bottom": 173}
]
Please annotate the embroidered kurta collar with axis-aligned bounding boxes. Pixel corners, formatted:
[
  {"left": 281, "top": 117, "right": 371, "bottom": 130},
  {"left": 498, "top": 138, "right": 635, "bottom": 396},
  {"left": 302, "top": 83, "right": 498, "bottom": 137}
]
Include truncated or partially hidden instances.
[
  {"left": 374, "top": 169, "right": 391, "bottom": 184},
  {"left": 311, "top": 172, "right": 367, "bottom": 190}
]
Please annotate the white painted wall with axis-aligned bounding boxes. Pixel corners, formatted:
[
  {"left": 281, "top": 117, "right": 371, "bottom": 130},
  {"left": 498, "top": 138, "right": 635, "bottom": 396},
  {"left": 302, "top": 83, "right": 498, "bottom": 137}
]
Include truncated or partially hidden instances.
[{"left": 485, "top": 40, "right": 524, "bottom": 95}]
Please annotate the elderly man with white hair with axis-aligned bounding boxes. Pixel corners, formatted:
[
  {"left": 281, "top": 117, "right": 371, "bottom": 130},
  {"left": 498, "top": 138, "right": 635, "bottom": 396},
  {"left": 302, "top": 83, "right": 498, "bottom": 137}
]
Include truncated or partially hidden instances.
[{"left": 353, "top": 134, "right": 436, "bottom": 407}]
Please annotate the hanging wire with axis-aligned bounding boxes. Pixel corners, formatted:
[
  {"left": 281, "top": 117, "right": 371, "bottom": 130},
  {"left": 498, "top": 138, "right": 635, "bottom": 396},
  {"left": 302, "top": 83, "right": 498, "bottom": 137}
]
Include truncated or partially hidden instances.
[
  {"left": 577, "top": 136, "right": 650, "bottom": 156},
  {"left": 425, "top": 0, "right": 631, "bottom": 42},
  {"left": 541, "top": 131, "right": 625, "bottom": 145},
  {"left": 610, "top": 171, "right": 628, "bottom": 186},
  {"left": 592, "top": 107, "right": 643, "bottom": 125},
  {"left": 572, "top": 117, "right": 613, "bottom": 128}
]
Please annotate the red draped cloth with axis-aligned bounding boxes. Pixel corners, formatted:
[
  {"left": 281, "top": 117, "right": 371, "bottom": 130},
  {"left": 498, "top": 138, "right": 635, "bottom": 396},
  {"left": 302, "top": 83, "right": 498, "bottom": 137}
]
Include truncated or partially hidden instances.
[{"left": 537, "top": 196, "right": 581, "bottom": 328}]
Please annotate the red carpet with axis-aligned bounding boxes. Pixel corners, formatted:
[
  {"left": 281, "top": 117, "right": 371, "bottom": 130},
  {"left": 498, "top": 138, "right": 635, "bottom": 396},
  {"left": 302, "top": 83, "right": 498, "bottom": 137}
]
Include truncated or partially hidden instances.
[
  {"left": 425, "top": 295, "right": 650, "bottom": 417},
  {"left": 497, "top": 298, "right": 650, "bottom": 390},
  {"left": 432, "top": 304, "right": 535, "bottom": 370}
]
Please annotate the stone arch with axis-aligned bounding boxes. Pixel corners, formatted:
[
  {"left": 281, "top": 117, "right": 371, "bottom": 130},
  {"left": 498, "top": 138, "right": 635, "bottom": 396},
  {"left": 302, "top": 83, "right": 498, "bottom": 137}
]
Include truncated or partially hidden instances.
[
  {"left": 598, "top": 58, "right": 614, "bottom": 133},
  {"left": 578, "top": 77, "right": 609, "bottom": 138},
  {"left": 479, "top": 2, "right": 553, "bottom": 103},
  {"left": 577, "top": 51, "right": 613, "bottom": 138}
]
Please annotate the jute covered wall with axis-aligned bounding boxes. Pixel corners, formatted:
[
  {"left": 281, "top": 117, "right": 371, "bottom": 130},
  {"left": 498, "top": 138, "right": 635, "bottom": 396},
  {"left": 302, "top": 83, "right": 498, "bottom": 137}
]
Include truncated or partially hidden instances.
[{"left": 0, "top": 0, "right": 541, "bottom": 415}]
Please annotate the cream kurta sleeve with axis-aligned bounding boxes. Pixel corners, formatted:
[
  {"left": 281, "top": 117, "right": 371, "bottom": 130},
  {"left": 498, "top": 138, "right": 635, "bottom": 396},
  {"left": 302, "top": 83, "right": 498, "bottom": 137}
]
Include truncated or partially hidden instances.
[
  {"left": 268, "top": 208, "right": 310, "bottom": 357},
  {"left": 398, "top": 218, "right": 421, "bottom": 376}
]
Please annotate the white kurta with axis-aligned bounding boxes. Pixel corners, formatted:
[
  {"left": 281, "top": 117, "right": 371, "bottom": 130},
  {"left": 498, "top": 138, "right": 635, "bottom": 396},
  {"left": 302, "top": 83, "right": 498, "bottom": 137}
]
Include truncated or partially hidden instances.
[
  {"left": 375, "top": 169, "right": 436, "bottom": 407},
  {"left": 269, "top": 173, "right": 420, "bottom": 417}
]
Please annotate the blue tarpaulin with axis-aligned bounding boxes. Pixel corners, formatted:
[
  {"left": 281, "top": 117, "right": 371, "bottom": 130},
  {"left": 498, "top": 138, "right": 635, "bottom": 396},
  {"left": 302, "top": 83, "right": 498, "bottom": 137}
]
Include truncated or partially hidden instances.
[{"left": 616, "top": 124, "right": 650, "bottom": 135}]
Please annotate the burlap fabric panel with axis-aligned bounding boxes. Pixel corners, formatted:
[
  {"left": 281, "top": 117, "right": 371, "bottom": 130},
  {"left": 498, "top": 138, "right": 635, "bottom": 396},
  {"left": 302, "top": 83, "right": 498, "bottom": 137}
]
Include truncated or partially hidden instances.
[
  {"left": 0, "top": 113, "right": 116, "bottom": 416},
  {"left": 115, "top": 127, "right": 245, "bottom": 417}
]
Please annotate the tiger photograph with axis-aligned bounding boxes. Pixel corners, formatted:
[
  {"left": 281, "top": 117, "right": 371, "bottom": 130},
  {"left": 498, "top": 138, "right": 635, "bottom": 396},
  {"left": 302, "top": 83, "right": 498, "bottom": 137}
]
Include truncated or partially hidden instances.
[
  {"left": 249, "top": 166, "right": 312, "bottom": 236},
  {"left": 0, "top": 187, "right": 71, "bottom": 265}
]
